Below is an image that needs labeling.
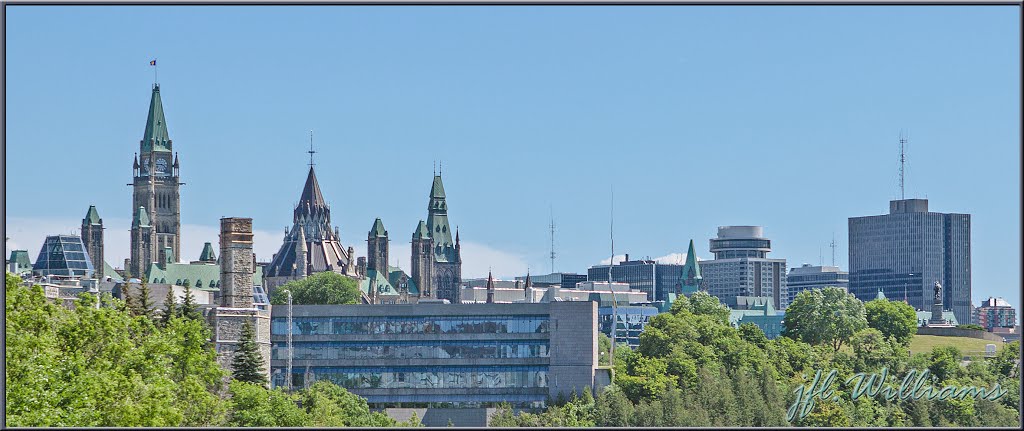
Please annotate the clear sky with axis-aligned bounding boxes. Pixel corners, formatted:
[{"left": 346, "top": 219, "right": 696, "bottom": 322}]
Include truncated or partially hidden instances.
[{"left": 4, "top": 6, "right": 1020, "bottom": 308}]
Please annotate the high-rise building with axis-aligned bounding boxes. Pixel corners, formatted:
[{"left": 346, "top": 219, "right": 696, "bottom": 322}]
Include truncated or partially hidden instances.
[
  {"left": 588, "top": 255, "right": 682, "bottom": 302},
  {"left": 974, "top": 297, "right": 1017, "bottom": 331},
  {"left": 848, "top": 198, "right": 971, "bottom": 325},
  {"left": 129, "top": 84, "right": 181, "bottom": 277},
  {"left": 786, "top": 264, "right": 849, "bottom": 305},
  {"left": 699, "top": 226, "right": 789, "bottom": 310}
]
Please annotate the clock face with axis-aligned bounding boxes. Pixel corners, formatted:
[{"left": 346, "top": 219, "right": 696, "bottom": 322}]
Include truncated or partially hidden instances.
[
  {"left": 155, "top": 158, "right": 168, "bottom": 175},
  {"left": 141, "top": 158, "right": 150, "bottom": 173}
]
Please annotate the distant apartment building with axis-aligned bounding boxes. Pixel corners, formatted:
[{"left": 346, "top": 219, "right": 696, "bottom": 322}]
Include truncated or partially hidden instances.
[
  {"left": 699, "top": 226, "right": 789, "bottom": 310},
  {"left": 588, "top": 255, "right": 683, "bottom": 302},
  {"left": 848, "top": 198, "right": 971, "bottom": 325},
  {"left": 269, "top": 301, "right": 599, "bottom": 409},
  {"left": 975, "top": 297, "right": 1017, "bottom": 331},
  {"left": 786, "top": 264, "right": 849, "bottom": 305}
]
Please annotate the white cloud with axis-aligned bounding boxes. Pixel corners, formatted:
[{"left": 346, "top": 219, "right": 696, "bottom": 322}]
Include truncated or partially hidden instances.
[{"left": 598, "top": 252, "right": 703, "bottom": 266}]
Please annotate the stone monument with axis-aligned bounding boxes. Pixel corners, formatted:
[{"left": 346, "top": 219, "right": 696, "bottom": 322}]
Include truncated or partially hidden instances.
[{"left": 927, "top": 281, "right": 953, "bottom": 327}]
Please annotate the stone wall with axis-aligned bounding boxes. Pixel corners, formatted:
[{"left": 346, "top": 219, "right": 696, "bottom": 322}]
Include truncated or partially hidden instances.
[
  {"left": 548, "top": 301, "right": 598, "bottom": 399},
  {"left": 917, "top": 326, "right": 1005, "bottom": 342}
]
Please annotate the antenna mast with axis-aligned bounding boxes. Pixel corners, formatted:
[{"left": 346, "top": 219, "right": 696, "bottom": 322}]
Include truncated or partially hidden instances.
[
  {"left": 899, "top": 130, "right": 907, "bottom": 200},
  {"left": 308, "top": 130, "right": 316, "bottom": 168},
  {"left": 608, "top": 186, "right": 619, "bottom": 365},
  {"left": 830, "top": 233, "right": 836, "bottom": 267},
  {"left": 549, "top": 206, "right": 556, "bottom": 273}
]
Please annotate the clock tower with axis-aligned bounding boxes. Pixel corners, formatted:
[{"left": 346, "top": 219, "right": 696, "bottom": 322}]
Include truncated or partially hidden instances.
[{"left": 129, "top": 83, "right": 181, "bottom": 278}]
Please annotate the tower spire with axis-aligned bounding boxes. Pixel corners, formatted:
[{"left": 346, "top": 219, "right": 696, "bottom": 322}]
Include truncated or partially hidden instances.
[
  {"left": 141, "top": 83, "right": 170, "bottom": 153},
  {"left": 308, "top": 130, "right": 316, "bottom": 168}
]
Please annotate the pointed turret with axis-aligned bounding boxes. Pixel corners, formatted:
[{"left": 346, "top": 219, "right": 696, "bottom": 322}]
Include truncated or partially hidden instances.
[
  {"left": 430, "top": 174, "right": 446, "bottom": 199},
  {"left": 370, "top": 218, "right": 388, "bottom": 238},
  {"left": 83, "top": 205, "right": 102, "bottom": 226},
  {"left": 524, "top": 271, "right": 532, "bottom": 289},
  {"left": 199, "top": 242, "right": 217, "bottom": 263},
  {"left": 486, "top": 270, "right": 495, "bottom": 303},
  {"left": 413, "top": 220, "right": 430, "bottom": 240},
  {"left": 680, "top": 239, "right": 703, "bottom": 295},
  {"left": 299, "top": 166, "right": 327, "bottom": 210},
  {"left": 132, "top": 206, "right": 151, "bottom": 227},
  {"left": 141, "top": 84, "right": 171, "bottom": 152},
  {"left": 173, "top": 152, "right": 179, "bottom": 168},
  {"left": 133, "top": 153, "right": 140, "bottom": 171},
  {"left": 295, "top": 225, "right": 308, "bottom": 277}
]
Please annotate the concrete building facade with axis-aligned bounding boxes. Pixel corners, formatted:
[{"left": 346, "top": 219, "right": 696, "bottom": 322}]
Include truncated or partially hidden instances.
[
  {"left": 269, "top": 301, "right": 599, "bottom": 408},
  {"left": 699, "top": 226, "right": 789, "bottom": 310},
  {"left": 848, "top": 198, "right": 971, "bottom": 325}
]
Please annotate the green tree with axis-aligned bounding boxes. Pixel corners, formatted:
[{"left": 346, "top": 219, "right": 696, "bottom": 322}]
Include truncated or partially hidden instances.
[
  {"left": 227, "top": 381, "right": 309, "bottom": 426},
  {"left": 269, "top": 271, "right": 362, "bottom": 305},
  {"left": 865, "top": 297, "right": 918, "bottom": 345},
  {"left": 738, "top": 322, "right": 769, "bottom": 349},
  {"left": 598, "top": 332, "right": 612, "bottom": 366},
  {"left": 161, "top": 288, "right": 178, "bottom": 327},
  {"left": 594, "top": 385, "right": 634, "bottom": 426},
  {"left": 179, "top": 282, "right": 200, "bottom": 320},
  {"left": 231, "top": 320, "right": 268, "bottom": 386},
  {"left": 301, "top": 380, "right": 396, "bottom": 427},
  {"left": 784, "top": 286, "right": 867, "bottom": 351},
  {"left": 137, "top": 279, "right": 155, "bottom": 318},
  {"left": 850, "top": 328, "right": 906, "bottom": 372}
]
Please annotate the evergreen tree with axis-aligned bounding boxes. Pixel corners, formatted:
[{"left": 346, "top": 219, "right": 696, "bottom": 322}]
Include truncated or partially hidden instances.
[
  {"left": 161, "top": 289, "right": 178, "bottom": 327},
  {"left": 231, "top": 320, "right": 268, "bottom": 386},
  {"left": 180, "top": 283, "right": 200, "bottom": 320},
  {"left": 137, "top": 279, "right": 155, "bottom": 318},
  {"left": 122, "top": 283, "right": 138, "bottom": 314}
]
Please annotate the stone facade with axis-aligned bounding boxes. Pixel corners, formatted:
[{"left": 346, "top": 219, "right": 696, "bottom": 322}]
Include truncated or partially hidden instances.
[
  {"left": 81, "top": 206, "right": 104, "bottom": 279},
  {"left": 130, "top": 84, "right": 181, "bottom": 276},
  {"left": 212, "top": 217, "right": 271, "bottom": 383},
  {"left": 410, "top": 174, "right": 462, "bottom": 302}
]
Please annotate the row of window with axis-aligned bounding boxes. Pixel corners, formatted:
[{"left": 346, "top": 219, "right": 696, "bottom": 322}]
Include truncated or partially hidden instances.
[
  {"left": 271, "top": 340, "right": 549, "bottom": 361},
  {"left": 271, "top": 316, "right": 551, "bottom": 336},
  {"left": 271, "top": 366, "right": 548, "bottom": 390}
]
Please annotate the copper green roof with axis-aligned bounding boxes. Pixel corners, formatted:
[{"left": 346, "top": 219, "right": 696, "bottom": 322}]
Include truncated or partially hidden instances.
[
  {"left": 132, "top": 206, "right": 151, "bottom": 227},
  {"left": 145, "top": 262, "right": 263, "bottom": 290},
  {"left": 680, "top": 239, "right": 702, "bottom": 294},
  {"left": 199, "top": 242, "right": 216, "bottom": 262},
  {"left": 9, "top": 250, "right": 32, "bottom": 267},
  {"left": 141, "top": 84, "right": 171, "bottom": 153},
  {"left": 370, "top": 218, "right": 387, "bottom": 238},
  {"left": 413, "top": 220, "right": 429, "bottom": 239},
  {"left": 387, "top": 265, "right": 419, "bottom": 295},
  {"left": 83, "top": 205, "right": 101, "bottom": 226},
  {"left": 103, "top": 261, "right": 124, "bottom": 282},
  {"left": 430, "top": 175, "right": 446, "bottom": 199},
  {"left": 876, "top": 289, "right": 887, "bottom": 300},
  {"left": 360, "top": 269, "right": 400, "bottom": 297}
]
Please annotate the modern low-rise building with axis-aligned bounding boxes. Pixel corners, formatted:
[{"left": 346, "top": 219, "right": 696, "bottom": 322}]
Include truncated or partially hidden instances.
[
  {"left": 786, "top": 264, "right": 849, "bottom": 306},
  {"left": 514, "top": 272, "right": 588, "bottom": 290},
  {"left": 588, "top": 256, "right": 683, "bottom": 303},
  {"left": 269, "top": 301, "right": 599, "bottom": 409},
  {"left": 599, "top": 305, "right": 660, "bottom": 348}
]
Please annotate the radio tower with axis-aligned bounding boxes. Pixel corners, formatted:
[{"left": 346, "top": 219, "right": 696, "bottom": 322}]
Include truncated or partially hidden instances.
[
  {"left": 898, "top": 131, "right": 908, "bottom": 200},
  {"left": 549, "top": 206, "right": 556, "bottom": 274},
  {"left": 830, "top": 233, "right": 836, "bottom": 267}
]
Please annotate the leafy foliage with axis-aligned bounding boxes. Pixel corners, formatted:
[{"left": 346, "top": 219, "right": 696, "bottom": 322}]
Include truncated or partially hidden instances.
[
  {"left": 269, "top": 271, "right": 362, "bottom": 305},
  {"left": 784, "top": 286, "right": 867, "bottom": 351},
  {"left": 865, "top": 297, "right": 918, "bottom": 345}
]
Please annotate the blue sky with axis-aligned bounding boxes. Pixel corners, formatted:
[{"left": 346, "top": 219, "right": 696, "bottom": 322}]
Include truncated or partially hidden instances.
[{"left": 5, "top": 6, "right": 1020, "bottom": 308}]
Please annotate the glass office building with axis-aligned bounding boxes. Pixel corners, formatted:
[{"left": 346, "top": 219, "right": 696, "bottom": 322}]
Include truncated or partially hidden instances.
[
  {"left": 270, "top": 301, "right": 598, "bottom": 408},
  {"left": 849, "top": 199, "right": 972, "bottom": 325},
  {"left": 786, "top": 264, "right": 849, "bottom": 306},
  {"left": 588, "top": 257, "right": 683, "bottom": 302},
  {"left": 598, "top": 305, "right": 660, "bottom": 348},
  {"left": 32, "top": 235, "right": 95, "bottom": 278}
]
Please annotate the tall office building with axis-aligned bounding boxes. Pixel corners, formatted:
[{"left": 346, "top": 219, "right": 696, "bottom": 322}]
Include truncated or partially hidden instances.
[
  {"left": 848, "top": 198, "right": 971, "bottom": 325},
  {"left": 588, "top": 255, "right": 682, "bottom": 302},
  {"left": 786, "top": 264, "right": 849, "bottom": 305},
  {"left": 699, "top": 226, "right": 789, "bottom": 310}
]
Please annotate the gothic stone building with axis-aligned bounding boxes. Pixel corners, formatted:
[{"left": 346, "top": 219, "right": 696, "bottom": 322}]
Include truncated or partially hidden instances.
[
  {"left": 263, "top": 165, "right": 358, "bottom": 292},
  {"left": 411, "top": 174, "right": 463, "bottom": 303},
  {"left": 128, "top": 84, "right": 182, "bottom": 278}
]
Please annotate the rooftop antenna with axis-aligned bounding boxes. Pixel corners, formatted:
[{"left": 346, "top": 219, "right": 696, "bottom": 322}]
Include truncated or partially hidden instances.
[
  {"left": 830, "top": 233, "right": 836, "bottom": 267},
  {"left": 899, "top": 130, "right": 908, "bottom": 200},
  {"left": 608, "top": 185, "right": 620, "bottom": 365},
  {"left": 308, "top": 130, "right": 316, "bottom": 168},
  {"left": 819, "top": 246, "right": 823, "bottom": 266},
  {"left": 549, "top": 205, "right": 556, "bottom": 273}
]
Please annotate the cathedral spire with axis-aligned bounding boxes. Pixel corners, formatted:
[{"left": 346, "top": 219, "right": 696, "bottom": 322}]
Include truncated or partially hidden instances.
[
  {"left": 141, "top": 84, "right": 171, "bottom": 153},
  {"left": 298, "top": 166, "right": 327, "bottom": 210},
  {"left": 486, "top": 269, "right": 495, "bottom": 303}
]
